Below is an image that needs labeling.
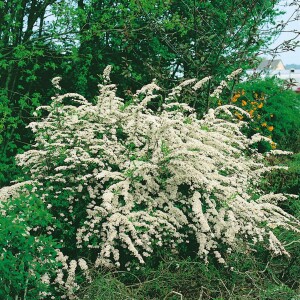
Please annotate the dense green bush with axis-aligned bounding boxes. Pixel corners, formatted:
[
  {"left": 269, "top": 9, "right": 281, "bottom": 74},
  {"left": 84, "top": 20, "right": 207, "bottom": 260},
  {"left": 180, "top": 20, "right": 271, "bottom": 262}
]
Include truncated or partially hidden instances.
[
  {"left": 0, "top": 44, "right": 67, "bottom": 188},
  {"left": 0, "top": 185, "right": 60, "bottom": 299},
  {"left": 231, "top": 77, "right": 300, "bottom": 152}
]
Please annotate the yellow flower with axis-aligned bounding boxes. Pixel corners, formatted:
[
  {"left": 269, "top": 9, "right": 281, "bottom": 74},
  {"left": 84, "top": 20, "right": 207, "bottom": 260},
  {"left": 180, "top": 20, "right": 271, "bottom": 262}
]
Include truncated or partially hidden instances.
[
  {"left": 271, "top": 142, "right": 276, "bottom": 149},
  {"left": 257, "top": 103, "right": 263, "bottom": 109},
  {"left": 231, "top": 93, "right": 240, "bottom": 103},
  {"left": 218, "top": 100, "right": 222, "bottom": 106},
  {"left": 249, "top": 110, "right": 254, "bottom": 117},
  {"left": 235, "top": 112, "right": 243, "bottom": 120},
  {"left": 242, "top": 90, "right": 245, "bottom": 96},
  {"left": 268, "top": 126, "right": 274, "bottom": 132},
  {"left": 241, "top": 100, "right": 247, "bottom": 106},
  {"left": 261, "top": 122, "right": 267, "bottom": 127}
]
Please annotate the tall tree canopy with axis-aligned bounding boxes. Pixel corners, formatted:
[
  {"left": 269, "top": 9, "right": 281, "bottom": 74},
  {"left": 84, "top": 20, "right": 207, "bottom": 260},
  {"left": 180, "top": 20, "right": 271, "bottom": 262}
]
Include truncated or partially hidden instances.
[
  {"left": 67, "top": 0, "right": 280, "bottom": 95},
  {"left": 0, "top": 0, "right": 290, "bottom": 186}
]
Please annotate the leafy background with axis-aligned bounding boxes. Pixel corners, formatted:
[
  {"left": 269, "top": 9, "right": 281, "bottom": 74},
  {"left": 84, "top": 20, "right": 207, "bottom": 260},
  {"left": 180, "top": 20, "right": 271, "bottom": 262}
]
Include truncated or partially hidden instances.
[{"left": 0, "top": 0, "right": 300, "bottom": 299}]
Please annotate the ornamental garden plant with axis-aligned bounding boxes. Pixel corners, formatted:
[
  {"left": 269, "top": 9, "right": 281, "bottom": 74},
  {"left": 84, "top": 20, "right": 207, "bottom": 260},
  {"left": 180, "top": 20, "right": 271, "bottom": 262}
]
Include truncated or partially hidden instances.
[
  {"left": 0, "top": 67, "right": 299, "bottom": 299},
  {"left": 228, "top": 77, "right": 300, "bottom": 152}
]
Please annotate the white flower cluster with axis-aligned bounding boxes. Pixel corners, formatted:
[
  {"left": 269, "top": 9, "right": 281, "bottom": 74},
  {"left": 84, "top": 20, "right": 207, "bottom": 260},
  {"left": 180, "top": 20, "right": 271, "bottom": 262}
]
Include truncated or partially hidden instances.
[
  {"left": 166, "top": 76, "right": 212, "bottom": 102},
  {"left": 52, "top": 250, "right": 91, "bottom": 298},
  {"left": 226, "top": 68, "right": 243, "bottom": 81},
  {"left": 193, "top": 76, "right": 211, "bottom": 91},
  {"left": 102, "top": 65, "right": 112, "bottom": 84},
  {"left": 267, "top": 150, "right": 293, "bottom": 156},
  {"left": 250, "top": 133, "right": 273, "bottom": 145},
  {"left": 166, "top": 78, "right": 197, "bottom": 101},
  {"left": 51, "top": 77, "right": 62, "bottom": 90},
  {"left": 210, "top": 80, "right": 228, "bottom": 98},
  {"left": 0, "top": 181, "right": 32, "bottom": 202},
  {"left": 1, "top": 67, "right": 299, "bottom": 297},
  {"left": 209, "top": 68, "right": 242, "bottom": 99}
]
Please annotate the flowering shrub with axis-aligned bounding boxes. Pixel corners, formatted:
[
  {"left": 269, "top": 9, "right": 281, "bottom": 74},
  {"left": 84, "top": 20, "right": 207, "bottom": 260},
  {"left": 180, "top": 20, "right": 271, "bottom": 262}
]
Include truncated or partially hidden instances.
[
  {"left": 227, "top": 89, "right": 276, "bottom": 149},
  {"left": 228, "top": 77, "right": 300, "bottom": 152},
  {"left": 0, "top": 68, "right": 299, "bottom": 298}
]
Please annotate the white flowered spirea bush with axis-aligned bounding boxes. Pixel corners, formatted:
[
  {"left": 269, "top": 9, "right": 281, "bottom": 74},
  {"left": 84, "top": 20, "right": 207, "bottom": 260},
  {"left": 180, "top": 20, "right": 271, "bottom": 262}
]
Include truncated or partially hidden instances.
[{"left": 0, "top": 67, "right": 299, "bottom": 297}]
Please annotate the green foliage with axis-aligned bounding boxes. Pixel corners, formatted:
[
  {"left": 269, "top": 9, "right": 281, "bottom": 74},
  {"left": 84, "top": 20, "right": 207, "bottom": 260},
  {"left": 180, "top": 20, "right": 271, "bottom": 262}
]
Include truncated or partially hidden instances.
[
  {"left": 0, "top": 1, "right": 299, "bottom": 299},
  {"left": 0, "top": 49, "right": 60, "bottom": 187},
  {"left": 0, "top": 0, "right": 70, "bottom": 187},
  {"left": 0, "top": 0, "right": 284, "bottom": 186},
  {"left": 62, "top": 0, "right": 281, "bottom": 99},
  {"left": 233, "top": 77, "right": 300, "bottom": 152},
  {"left": 0, "top": 190, "right": 60, "bottom": 299},
  {"left": 230, "top": 77, "right": 300, "bottom": 202},
  {"left": 264, "top": 153, "right": 300, "bottom": 200},
  {"left": 80, "top": 252, "right": 300, "bottom": 300}
]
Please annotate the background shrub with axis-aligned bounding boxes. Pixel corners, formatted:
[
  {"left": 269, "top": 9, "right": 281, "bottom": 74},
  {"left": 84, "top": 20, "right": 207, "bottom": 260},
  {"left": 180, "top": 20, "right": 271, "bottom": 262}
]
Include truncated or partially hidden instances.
[
  {"left": 232, "top": 77, "right": 300, "bottom": 152},
  {"left": 0, "top": 189, "right": 60, "bottom": 299}
]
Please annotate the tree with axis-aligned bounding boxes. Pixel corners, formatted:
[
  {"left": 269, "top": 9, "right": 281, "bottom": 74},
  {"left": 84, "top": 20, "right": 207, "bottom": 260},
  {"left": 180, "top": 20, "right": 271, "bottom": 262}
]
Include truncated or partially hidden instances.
[
  {"left": 66, "top": 0, "right": 281, "bottom": 99},
  {"left": 0, "top": 0, "right": 70, "bottom": 186},
  {"left": 1, "top": 0, "right": 298, "bottom": 186}
]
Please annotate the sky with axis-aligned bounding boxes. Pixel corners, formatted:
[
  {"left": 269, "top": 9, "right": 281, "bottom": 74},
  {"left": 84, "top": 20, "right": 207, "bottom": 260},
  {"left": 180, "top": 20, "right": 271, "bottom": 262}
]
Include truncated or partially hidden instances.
[{"left": 268, "top": 0, "right": 300, "bottom": 65}]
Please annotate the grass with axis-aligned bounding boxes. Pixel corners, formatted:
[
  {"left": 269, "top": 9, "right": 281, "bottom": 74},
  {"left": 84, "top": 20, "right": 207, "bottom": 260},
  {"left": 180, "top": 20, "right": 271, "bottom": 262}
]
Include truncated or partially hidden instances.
[{"left": 79, "top": 248, "right": 300, "bottom": 300}]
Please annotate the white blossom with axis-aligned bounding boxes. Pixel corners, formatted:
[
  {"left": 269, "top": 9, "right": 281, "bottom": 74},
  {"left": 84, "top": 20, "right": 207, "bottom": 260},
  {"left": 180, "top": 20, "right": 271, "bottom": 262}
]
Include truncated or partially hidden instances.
[
  {"left": 51, "top": 77, "right": 62, "bottom": 90},
  {"left": 193, "top": 76, "right": 211, "bottom": 90},
  {"left": 103, "top": 65, "right": 112, "bottom": 84},
  {"left": 210, "top": 80, "right": 228, "bottom": 98},
  {"left": 226, "top": 68, "right": 243, "bottom": 81},
  {"left": 1, "top": 69, "right": 299, "bottom": 297}
]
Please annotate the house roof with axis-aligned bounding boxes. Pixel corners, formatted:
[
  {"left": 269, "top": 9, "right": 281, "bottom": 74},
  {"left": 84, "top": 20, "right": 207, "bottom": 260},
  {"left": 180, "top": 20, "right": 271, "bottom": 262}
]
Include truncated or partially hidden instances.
[
  {"left": 246, "top": 69, "right": 300, "bottom": 90},
  {"left": 257, "top": 59, "right": 285, "bottom": 70}
]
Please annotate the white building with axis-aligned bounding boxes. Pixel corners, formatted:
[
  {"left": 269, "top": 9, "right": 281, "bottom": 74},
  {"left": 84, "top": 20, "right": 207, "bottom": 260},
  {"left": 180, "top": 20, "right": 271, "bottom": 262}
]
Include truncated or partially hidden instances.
[
  {"left": 247, "top": 58, "right": 300, "bottom": 90},
  {"left": 257, "top": 59, "right": 286, "bottom": 71}
]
